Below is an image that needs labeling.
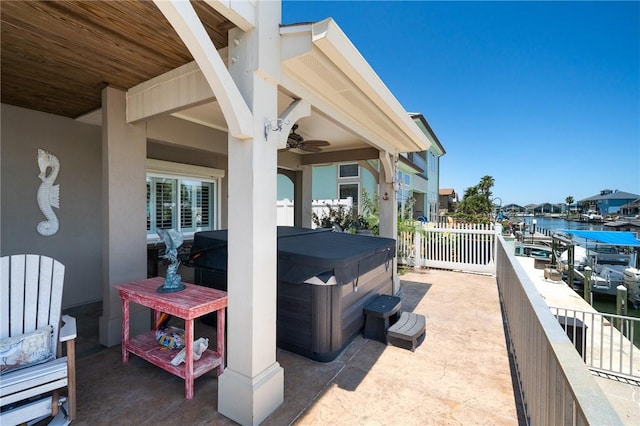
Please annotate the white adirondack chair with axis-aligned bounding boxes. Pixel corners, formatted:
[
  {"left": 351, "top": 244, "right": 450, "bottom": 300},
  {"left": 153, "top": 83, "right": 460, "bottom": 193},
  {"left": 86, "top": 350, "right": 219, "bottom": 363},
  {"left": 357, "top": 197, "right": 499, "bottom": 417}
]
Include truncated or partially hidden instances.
[{"left": 0, "top": 254, "right": 76, "bottom": 425}]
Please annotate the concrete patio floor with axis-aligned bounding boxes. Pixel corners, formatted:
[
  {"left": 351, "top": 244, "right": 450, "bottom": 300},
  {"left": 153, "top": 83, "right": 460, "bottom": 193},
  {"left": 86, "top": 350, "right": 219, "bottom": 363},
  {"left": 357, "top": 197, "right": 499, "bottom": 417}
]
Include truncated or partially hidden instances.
[{"left": 65, "top": 269, "right": 525, "bottom": 425}]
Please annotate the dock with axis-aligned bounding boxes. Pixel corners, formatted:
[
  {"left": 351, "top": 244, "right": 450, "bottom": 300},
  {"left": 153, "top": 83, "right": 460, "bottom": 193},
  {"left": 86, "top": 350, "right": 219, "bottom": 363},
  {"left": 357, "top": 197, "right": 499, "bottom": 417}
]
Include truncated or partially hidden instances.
[{"left": 516, "top": 256, "right": 640, "bottom": 422}]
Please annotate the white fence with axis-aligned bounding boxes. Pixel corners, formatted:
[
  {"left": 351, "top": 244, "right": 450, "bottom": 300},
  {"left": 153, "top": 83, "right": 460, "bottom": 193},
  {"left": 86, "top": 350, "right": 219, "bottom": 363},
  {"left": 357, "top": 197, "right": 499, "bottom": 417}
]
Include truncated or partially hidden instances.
[
  {"left": 276, "top": 198, "right": 353, "bottom": 227},
  {"left": 398, "top": 222, "right": 497, "bottom": 274},
  {"left": 277, "top": 207, "right": 498, "bottom": 274}
]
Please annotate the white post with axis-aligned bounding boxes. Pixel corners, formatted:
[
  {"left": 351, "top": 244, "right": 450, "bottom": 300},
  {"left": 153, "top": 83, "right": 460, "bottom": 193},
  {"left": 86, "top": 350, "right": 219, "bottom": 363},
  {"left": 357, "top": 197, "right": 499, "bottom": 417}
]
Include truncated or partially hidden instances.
[
  {"left": 217, "top": 3, "right": 284, "bottom": 425},
  {"left": 414, "top": 228, "right": 422, "bottom": 270},
  {"left": 379, "top": 154, "right": 399, "bottom": 294},
  {"left": 493, "top": 222, "right": 503, "bottom": 276},
  {"left": 294, "top": 165, "right": 313, "bottom": 228}
]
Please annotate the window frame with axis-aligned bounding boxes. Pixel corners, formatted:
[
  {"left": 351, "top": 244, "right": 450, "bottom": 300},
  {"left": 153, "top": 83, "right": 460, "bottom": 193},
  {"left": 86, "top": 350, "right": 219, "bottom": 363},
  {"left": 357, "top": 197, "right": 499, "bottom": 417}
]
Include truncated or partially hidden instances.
[
  {"left": 338, "top": 182, "right": 360, "bottom": 211},
  {"left": 338, "top": 162, "right": 360, "bottom": 179},
  {"left": 146, "top": 159, "right": 224, "bottom": 242}
]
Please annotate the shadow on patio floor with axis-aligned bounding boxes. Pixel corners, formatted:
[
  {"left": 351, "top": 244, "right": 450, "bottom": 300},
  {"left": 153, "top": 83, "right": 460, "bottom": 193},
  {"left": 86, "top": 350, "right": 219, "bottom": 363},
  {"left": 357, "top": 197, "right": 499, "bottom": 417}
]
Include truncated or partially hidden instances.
[{"left": 63, "top": 269, "right": 525, "bottom": 425}]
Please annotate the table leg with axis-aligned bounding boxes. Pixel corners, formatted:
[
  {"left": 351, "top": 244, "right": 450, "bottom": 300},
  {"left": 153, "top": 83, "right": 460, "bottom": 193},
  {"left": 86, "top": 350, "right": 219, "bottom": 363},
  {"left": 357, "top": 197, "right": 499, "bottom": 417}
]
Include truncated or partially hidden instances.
[
  {"left": 217, "top": 307, "right": 225, "bottom": 375},
  {"left": 184, "top": 318, "right": 194, "bottom": 399},
  {"left": 122, "top": 298, "right": 129, "bottom": 363},
  {"left": 153, "top": 309, "right": 161, "bottom": 328}
]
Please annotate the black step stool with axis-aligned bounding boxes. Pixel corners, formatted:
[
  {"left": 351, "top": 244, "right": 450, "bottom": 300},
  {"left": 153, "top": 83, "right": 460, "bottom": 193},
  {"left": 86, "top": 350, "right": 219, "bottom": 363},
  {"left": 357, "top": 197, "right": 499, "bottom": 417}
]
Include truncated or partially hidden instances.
[
  {"left": 363, "top": 294, "right": 401, "bottom": 344},
  {"left": 387, "top": 311, "right": 426, "bottom": 351}
]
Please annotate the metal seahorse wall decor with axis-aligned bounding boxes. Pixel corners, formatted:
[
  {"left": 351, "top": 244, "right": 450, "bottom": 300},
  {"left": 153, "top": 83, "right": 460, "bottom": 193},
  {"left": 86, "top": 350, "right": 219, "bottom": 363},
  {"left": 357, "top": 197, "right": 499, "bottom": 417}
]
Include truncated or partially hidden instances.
[{"left": 36, "top": 149, "right": 61, "bottom": 236}]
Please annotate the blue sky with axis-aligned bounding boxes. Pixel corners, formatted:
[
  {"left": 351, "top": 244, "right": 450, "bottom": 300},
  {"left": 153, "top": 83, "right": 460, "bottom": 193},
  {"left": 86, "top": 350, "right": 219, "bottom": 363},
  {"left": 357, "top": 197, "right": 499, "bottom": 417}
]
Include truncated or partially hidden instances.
[{"left": 282, "top": 1, "right": 640, "bottom": 206}]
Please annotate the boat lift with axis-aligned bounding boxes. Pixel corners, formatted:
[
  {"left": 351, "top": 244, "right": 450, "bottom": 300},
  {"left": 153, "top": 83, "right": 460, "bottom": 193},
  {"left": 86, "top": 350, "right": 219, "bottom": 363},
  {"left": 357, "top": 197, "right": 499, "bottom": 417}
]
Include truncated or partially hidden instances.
[{"left": 552, "top": 230, "right": 640, "bottom": 305}]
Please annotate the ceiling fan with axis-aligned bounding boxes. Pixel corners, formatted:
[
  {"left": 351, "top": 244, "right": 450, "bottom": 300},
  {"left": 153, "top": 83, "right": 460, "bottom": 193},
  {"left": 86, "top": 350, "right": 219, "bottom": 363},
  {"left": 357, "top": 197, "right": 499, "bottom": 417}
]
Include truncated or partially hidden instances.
[{"left": 286, "top": 124, "right": 330, "bottom": 152}]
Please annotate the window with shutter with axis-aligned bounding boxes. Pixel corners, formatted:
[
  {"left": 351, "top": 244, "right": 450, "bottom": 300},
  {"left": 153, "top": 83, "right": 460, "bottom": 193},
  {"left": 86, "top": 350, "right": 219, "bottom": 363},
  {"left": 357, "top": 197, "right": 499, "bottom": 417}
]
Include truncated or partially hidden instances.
[
  {"left": 145, "top": 160, "right": 223, "bottom": 241},
  {"left": 155, "top": 179, "right": 176, "bottom": 230}
]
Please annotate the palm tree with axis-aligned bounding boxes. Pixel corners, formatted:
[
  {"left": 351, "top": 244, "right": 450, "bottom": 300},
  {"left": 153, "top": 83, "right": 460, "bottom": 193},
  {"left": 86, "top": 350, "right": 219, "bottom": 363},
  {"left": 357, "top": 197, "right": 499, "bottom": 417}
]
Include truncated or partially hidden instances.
[
  {"left": 455, "top": 176, "right": 495, "bottom": 222},
  {"left": 479, "top": 175, "right": 495, "bottom": 197},
  {"left": 565, "top": 196, "right": 574, "bottom": 217}
]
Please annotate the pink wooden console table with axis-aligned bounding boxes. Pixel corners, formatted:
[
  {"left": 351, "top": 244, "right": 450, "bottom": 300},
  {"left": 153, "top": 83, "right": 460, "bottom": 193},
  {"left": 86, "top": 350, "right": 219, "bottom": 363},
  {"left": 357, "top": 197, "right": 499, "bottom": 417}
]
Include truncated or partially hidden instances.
[{"left": 116, "top": 277, "right": 227, "bottom": 399}]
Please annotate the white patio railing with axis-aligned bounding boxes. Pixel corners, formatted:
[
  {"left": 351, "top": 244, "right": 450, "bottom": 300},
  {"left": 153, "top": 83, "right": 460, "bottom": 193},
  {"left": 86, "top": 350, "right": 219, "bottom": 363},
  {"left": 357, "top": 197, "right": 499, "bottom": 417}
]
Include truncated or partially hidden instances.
[
  {"left": 398, "top": 222, "right": 497, "bottom": 274},
  {"left": 550, "top": 306, "right": 640, "bottom": 381},
  {"left": 495, "top": 235, "right": 622, "bottom": 425}
]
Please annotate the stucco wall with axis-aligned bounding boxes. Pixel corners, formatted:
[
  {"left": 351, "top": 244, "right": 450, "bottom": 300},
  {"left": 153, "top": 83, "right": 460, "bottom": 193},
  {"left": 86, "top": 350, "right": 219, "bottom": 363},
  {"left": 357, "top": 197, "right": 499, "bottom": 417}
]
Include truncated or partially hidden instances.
[
  {"left": 312, "top": 165, "right": 337, "bottom": 199},
  {"left": 146, "top": 117, "right": 229, "bottom": 228},
  {"left": 1, "top": 104, "right": 103, "bottom": 308},
  {"left": 277, "top": 174, "right": 294, "bottom": 199},
  {"left": 309, "top": 163, "right": 377, "bottom": 208}
]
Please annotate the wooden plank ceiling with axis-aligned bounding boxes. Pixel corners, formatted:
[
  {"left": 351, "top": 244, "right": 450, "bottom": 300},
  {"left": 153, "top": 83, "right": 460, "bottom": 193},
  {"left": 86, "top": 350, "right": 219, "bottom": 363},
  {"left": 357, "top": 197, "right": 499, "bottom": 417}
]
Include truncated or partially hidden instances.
[{"left": 1, "top": 1, "right": 235, "bottom": 118}]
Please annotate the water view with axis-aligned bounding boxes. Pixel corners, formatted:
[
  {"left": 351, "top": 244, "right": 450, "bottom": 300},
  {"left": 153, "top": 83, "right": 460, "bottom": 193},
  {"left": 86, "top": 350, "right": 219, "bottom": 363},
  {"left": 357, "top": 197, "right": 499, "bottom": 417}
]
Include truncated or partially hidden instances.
[
  {"left": 516, "top": 216, "right": 605, "bottom": 235},
  {"left": 512, "top": 216, "right": 640, "bottom": 345}
]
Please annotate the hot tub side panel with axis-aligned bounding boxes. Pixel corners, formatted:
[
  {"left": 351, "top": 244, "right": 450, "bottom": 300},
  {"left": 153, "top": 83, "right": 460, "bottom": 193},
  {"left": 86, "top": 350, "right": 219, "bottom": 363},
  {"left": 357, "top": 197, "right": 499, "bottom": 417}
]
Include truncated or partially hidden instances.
[
  {"left": 277, "top": 263, "right": 393, "bottom": 362},
  {"left": 276, "top": 281, "right": 313, "bottom": 352}
]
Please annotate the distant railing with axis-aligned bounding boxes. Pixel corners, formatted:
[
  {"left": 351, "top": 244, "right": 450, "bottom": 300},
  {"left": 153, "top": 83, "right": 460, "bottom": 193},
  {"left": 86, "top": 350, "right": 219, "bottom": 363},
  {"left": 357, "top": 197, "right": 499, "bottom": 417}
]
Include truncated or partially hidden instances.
[
  {"left": 398, "top": 222, "right": 496, "bottom": 274},
  {"left": 549, "top": 306, "right": 640, "bottom": 381},
  {"left": 495, "top": 236, "right": 622, "bottom": 424}
]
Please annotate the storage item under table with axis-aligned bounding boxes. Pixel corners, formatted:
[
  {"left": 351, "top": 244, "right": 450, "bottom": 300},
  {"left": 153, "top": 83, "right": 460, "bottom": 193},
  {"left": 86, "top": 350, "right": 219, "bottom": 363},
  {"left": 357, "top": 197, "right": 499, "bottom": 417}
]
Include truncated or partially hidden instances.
[
  {"left": 189, "top": 226, "right": 396, "bottom": 362},
  {"left": 116, "top": 277, "right": 227, "bottom": 399}
]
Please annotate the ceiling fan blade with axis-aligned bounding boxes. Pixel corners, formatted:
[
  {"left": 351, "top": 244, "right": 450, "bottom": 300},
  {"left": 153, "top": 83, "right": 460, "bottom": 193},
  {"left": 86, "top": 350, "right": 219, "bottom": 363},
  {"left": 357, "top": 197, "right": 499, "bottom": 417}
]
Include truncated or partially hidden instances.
[
  {"left": 299, "top": 145, "right": 323, "bottom": 153},
  {"left": 300, "top": 140, "right": 330, "bottom": 147}
]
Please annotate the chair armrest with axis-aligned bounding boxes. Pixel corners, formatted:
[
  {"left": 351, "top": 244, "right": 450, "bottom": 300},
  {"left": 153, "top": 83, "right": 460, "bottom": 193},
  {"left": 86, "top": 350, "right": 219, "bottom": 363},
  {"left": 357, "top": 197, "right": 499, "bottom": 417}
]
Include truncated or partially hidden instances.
[{"left": 59, "top": 314, "right": 77, "bottom": 341}]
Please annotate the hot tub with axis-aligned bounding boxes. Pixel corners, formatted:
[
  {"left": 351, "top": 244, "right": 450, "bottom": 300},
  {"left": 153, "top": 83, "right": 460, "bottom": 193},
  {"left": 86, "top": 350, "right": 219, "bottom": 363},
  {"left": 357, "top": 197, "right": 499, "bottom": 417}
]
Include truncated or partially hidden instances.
[{"left": 189, "top": 226, "right": 396, "bottom": 362}]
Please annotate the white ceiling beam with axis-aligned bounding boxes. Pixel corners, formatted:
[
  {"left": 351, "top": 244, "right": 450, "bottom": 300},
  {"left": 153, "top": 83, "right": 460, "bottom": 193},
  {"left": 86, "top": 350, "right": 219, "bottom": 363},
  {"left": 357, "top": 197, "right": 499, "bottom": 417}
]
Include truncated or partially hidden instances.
[
  {"left": 127, "top": 61, "right": 214, "bottom": 123},
  {"left": 300, "top": 148, "right": 379, "bottom": 166},
  {"left": 379, "top": 151, "right": 396, "bottom": 184},
  {"left": 311, "top": 19, "right": 431, "bottom": 153},
  {"left": 274, "top": 99, "right": 310, "bottom": 149},
  {"left": 154, "top": 0, "right": 253, "bottom": 139},
  {"left": 280, "top": 73, "right": 397, "bottom": 155},
  {"left": 204, "top": 0, "right": 255, "bottom": 32},
  {"left": 277, "top": 149, "right": 303, "bottom": 170}
]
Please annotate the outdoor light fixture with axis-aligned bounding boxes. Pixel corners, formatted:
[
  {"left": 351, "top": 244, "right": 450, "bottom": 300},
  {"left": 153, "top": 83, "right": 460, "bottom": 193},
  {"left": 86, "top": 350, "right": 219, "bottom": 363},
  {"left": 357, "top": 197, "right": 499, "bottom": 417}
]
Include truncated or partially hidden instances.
[{"left": 264, "top": 118, "right": 287, "bottom": 140}]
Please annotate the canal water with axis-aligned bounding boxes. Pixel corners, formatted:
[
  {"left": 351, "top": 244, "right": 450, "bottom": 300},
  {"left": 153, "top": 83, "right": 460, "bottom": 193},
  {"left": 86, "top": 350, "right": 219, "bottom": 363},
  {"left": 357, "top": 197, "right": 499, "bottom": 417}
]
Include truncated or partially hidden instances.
[
  {"left": 515, "top": 216, "right": 604, "bottom": 237},
  {"left": 511, "top": 216, "right": 640, "bottom": 345}
]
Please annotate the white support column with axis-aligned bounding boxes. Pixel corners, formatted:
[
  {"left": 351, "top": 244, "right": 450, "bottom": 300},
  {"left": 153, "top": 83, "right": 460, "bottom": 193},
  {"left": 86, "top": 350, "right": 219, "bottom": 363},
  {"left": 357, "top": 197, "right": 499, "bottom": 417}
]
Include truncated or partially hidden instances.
[
  {"left": 294, "top": 165, "right": 313, "bottom": 228},
  {"left": 378, "top": 152, "right": 400, "bottom": 294},
  {"left": 99, "top": 87, "right": 148, "bottom": 347},
  {"left": 217, "top": 3, "right": 284, "bottom": 425}
]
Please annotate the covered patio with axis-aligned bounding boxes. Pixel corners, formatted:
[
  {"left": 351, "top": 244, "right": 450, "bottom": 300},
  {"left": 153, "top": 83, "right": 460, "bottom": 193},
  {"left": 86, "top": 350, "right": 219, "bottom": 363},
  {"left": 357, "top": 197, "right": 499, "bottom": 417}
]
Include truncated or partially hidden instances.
[
  {"left": 1, "top": 1, "right": 434, "bottom": 424},
  {"left": 67, "top": 269, "right": 523, "bottom": 425}
]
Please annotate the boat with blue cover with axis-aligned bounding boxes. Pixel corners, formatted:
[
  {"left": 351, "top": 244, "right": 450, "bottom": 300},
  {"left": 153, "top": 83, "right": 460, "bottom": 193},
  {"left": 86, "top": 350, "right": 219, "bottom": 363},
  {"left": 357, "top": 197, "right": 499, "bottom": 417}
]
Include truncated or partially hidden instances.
[{"left": 558, "top": 230, "right": 640, "bottom": 300}]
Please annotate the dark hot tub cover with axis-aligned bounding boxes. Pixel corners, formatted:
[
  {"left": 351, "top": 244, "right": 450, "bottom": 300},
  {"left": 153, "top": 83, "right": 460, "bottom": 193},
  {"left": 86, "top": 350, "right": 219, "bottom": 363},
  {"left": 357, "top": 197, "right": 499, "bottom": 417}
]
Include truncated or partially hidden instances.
[{"left": 189, "top": 226, "right": 395, "bottom": 285}]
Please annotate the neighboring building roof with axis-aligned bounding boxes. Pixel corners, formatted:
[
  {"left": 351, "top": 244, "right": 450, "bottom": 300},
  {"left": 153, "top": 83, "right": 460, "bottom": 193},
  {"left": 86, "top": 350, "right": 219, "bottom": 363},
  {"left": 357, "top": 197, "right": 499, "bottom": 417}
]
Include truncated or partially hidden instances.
[
  {"left": 439, "top": 188, "right": 456, "bottom": 196},
  {"left": 503, "top": 203, "right": 524, "bottom": 210},
  {"left": 579, "top": 189, "right": 640, "bottom": 202},
  {"left": 410, "top": 113, "right": 446, "bottom": 156}
]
